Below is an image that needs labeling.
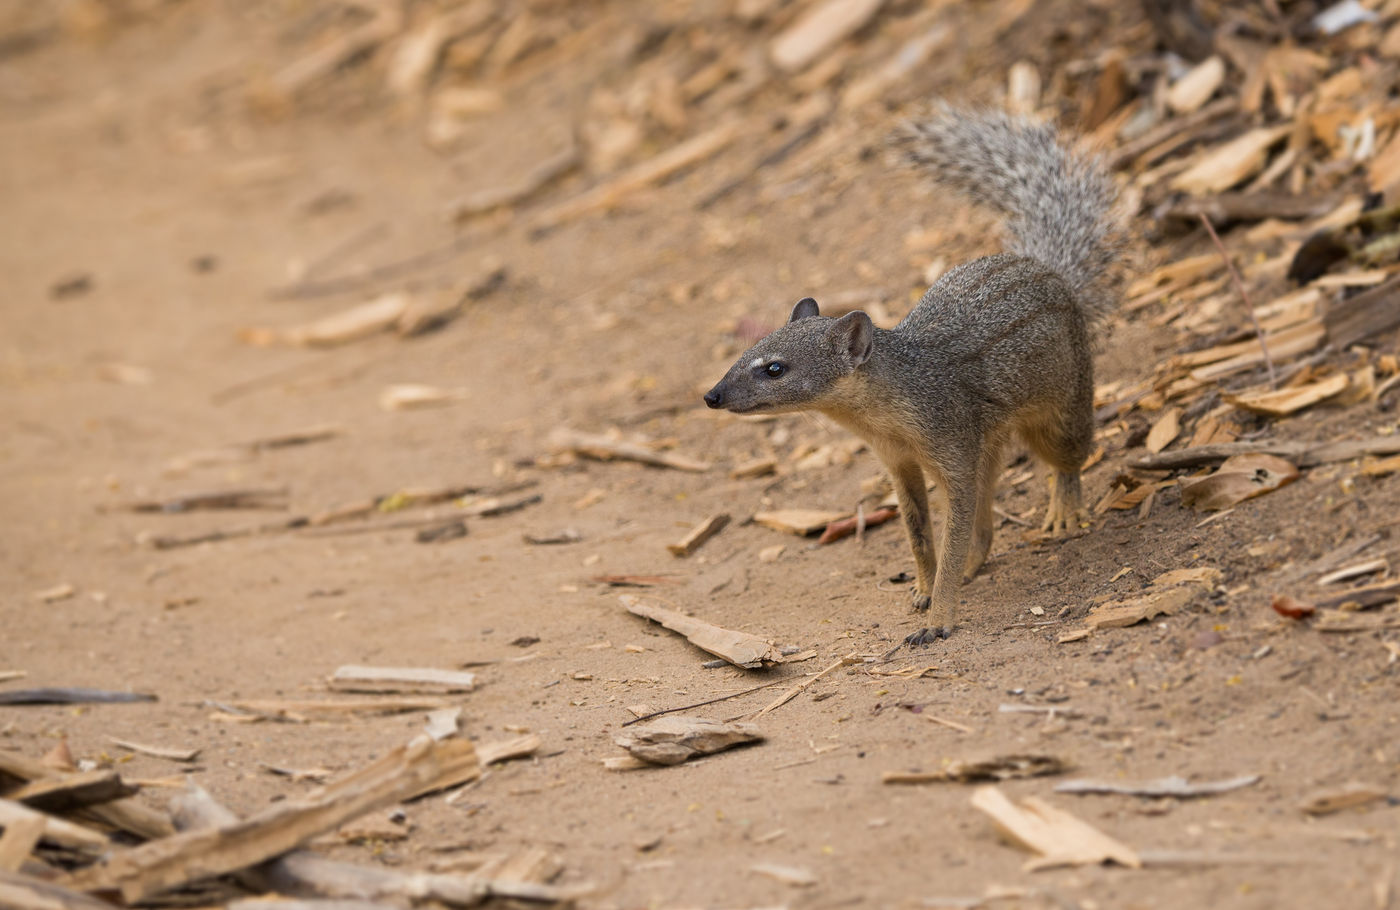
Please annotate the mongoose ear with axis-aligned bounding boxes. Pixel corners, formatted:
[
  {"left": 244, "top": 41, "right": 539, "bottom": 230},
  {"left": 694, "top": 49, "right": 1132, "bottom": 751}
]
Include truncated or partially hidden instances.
[
  {"left": 829, "top": 310, "right": 874, "bottom": 368},
  {"left": 788, "top": 297, "right": 820, "bottom": 322}
]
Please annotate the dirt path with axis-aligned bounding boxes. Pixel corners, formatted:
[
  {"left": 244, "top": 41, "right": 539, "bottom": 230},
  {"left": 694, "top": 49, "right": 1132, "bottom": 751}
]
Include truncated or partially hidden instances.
[{"left": 2, "top": 3, "right": 1398, "bottom": 908}]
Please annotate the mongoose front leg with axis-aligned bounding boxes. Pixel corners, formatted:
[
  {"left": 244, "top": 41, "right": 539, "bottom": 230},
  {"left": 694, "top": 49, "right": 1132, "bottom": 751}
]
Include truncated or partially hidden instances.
[
  {"left": 906, "top": 474, "right": 976, "bottom": 647},
  {"left": 1040, "top": 469, "right": 1087, "bottom": 534},
  {"left": 888, "top": 459, "right": 937, "bottom": 613}
]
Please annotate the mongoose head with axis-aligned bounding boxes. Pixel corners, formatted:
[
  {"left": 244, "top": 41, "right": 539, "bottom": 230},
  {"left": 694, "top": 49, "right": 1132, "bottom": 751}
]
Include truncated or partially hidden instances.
[{"left": 704, "top": 297, "right": 874, "bottom": 414}]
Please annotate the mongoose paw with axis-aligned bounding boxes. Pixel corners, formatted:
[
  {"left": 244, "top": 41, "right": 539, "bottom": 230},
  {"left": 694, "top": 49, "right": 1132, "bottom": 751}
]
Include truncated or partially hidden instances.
[
  {"left": 911, "top": 592, "right": 932, "bottom": 613},
  {"left": 904, "top": 626, "right": 951, "bottom": 648},
  {"left": 1040, "top": 505, "right": 1088, "bottom": 536}
]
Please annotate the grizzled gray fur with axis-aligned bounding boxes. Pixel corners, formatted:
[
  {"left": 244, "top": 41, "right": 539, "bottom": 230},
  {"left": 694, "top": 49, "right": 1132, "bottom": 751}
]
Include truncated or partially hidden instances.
[{"left": 704, "top": 108, "right": 1120, "bottom": 645}]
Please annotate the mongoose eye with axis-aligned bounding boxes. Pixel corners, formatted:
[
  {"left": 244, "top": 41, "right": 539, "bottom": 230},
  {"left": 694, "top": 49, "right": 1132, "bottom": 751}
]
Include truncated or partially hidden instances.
[{"left": 765, "top": 362, "right": 785, "bottom": 377}]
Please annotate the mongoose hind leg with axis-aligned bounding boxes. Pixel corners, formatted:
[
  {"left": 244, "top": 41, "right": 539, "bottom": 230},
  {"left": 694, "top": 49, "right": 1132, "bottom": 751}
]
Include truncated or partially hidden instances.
[
  {"left": 1021, "top": 408, "right": 1092, "bottom": 536},
  {"left": 888, "top": 459, "right": 937, "bottom": 614},
  {"left": 964, "top": 436, "right": 1006, "bottom": 581}
]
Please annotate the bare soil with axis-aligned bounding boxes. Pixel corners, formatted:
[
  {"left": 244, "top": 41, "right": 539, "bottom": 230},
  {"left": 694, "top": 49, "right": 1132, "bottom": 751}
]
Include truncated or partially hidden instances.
[{"left": 2, "top": 3, "right": 1398, "bottom": 909}]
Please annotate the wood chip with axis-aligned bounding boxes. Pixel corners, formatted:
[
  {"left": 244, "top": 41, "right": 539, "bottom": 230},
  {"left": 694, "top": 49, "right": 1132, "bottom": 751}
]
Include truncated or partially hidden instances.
[
  {"left": 0, "top": 687, "right": 156, "bottom": 705},
  {"left": 769, "top": 0, "right": 883, "bottom": 72},
  {"left": 730, "top": 457, "right": 777, "bottom": 479},
  {"left": 1362, "top": 453, "right": 1400, "bottom": 477},
  {"left": 8, "top": 770, "right": 137, "bottom": 812},
  {"left": 1179, "top": 453, "right": 1300, "bottom": 511},
  {"left": 1145, "top": 407, "right": 1182, "bottom": 453},
  {"left": 259, "top": 4, "right": 402, "bottom": 101},
  {"left": 970, "top": 786, "right": 1141, "bottom": 872},
  {"left": 750, "top": 861, "right": 818, "bottom": 887},
  {"left": 385, "top": 1, "right": 494, "bottom": 98},
  {"left": 63, "top": 736, "right": 477, "bottom": 903},
  {"left": 378, "top": 383, "right": 469, "bottom": 411},
  {"left": 446, "top": 140, "right": 579, "bottom": 220},
  {"left": 840, "top": 23, "right": 949, "bottom": 110},
  {"left": 523, "top": 527, "right": 582, "bottom": 545},
  {"left": 106, "top": 738, "right": 200, "bottom": 763},
  {"left": 1151, "top": 566, "right": 1223, "bottom": 588},
  {"left": 1317, "top": 559, "right": 1388, "bottom": 586},
  {"left": 115, "top": 486, "right": 288, "bottom": 513},
  {"left": 423, "top": 707, "right": 462, "bottom": 742},
  {"left": 1314, "top": 610, "right": 1400, "bottom": 633},
  {"left": 1055, "top": 774, "right": 1261, "bottom": 798},
  {"left": 1187, "top": 320, "right": 1326, "bottom": 382},
  {"left": 217, "top": 697, "right": 456, "bottom": 721},
  {"left": 1326, "top": 275, "right": 1400, "bottom": 349},
  {"left": 0, "top": 870, "right": 118, "bottom": 910},
  {"left": 614, "top": 715, "right": 763, "bottom": 766},
  {"left": 1171, "top": 125, "right": 1290, "bottom": 194},
  {"left": 227, "top": 899, "right": 397, "bottom": 910},
  {"left": 328, "top": 666, "right": 477, "bottom": 695},
  {"left": 0, "top": 752, "right": 172, "bottom": 842},
  {"left": 548, "top": 427, "right": 710, "bottom": 472},
  {"left": 883, "top": 755, "right": 1067, "bottom": 785},
  {"left": 622, "top": 595, "right": 783, "bottom": 668},
  {"left": 0, "top": 814, "right": 45, "bottom": 872},
  {"left": 241, "top": 293, "right": 410, "bottom": 348},
  {"left": 33, "top": 583, "right": 75, "bottom": 603},
  {"left": 1299, "top": 783, "right": 1390, "bottom": 815},
  {"left": 753, "top": 508, "right": 849, "bottom": 536},
  {"left": 1226, "top": 373, "right": 1350, "bottom": 417},
  {"left": 0, "top": 799, "right": 108, "bottom": 854},
  {"left": 172, "top": 785, "right": 585, "bottom": 906},
  {"left": 1131, "top": 436, "right": 1400, "bottom": 470},
  {"left": 1167, "top": 55, "right": 1225, "bottom": 114},
  {"left": 532, "top": 120, "right": 741, "bottom": 232},
  {"left": 667, "top": 513, "right": 730, "bottom": 557}
]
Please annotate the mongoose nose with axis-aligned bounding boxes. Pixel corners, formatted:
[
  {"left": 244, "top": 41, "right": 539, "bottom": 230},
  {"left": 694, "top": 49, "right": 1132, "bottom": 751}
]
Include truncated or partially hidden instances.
[{"left": 703, "top": 388, "right": 723, "bottom": 409}]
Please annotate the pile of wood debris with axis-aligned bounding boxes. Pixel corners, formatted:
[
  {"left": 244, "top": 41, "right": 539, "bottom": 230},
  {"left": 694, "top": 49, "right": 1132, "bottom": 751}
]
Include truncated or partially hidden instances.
[{"left": 0, "top": 712, "right": 581, "bottom": 909}]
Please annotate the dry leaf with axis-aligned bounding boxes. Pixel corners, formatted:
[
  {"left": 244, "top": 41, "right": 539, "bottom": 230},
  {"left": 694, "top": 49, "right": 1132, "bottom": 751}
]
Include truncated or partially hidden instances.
[
  {"left": 1179, "top": 453, "right": 1300, "bottom": 511},
  {"left": 1271, "top": 594, "right": 1316, "bottom": 619}
]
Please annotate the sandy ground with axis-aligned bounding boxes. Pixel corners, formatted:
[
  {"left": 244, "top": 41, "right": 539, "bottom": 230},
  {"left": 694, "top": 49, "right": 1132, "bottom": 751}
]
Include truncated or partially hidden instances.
[{"left": 2, "top": 3, "right": 1399, "bottom": 909}]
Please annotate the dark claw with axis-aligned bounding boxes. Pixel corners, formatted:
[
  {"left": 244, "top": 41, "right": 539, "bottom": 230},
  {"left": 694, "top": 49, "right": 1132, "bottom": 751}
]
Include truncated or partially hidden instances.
[
  {"left": 911, "top": 593, "right": 931, "bottom": 613},
  {"left": 904, "top": 626, "right": 951, "bottom": 648}
]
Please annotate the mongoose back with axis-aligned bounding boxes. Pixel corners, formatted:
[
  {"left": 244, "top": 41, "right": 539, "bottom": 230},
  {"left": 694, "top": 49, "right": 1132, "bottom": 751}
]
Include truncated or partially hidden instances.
[{"left": 703, "top": 107, "right": 1119, "bottom": 644}]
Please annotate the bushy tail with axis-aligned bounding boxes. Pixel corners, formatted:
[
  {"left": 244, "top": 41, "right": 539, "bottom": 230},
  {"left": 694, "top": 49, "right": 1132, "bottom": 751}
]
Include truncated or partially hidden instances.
[{"left": 894, "top": 106, "right": 1120, "bottom": 328}]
